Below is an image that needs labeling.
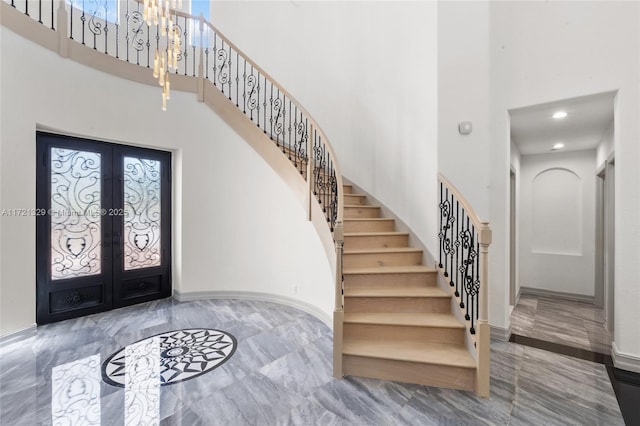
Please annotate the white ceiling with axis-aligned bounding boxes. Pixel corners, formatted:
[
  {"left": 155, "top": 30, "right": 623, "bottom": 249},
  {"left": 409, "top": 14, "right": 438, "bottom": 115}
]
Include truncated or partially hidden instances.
[{"left": 510, "top": 92, "right": 615, "bottom": 156}]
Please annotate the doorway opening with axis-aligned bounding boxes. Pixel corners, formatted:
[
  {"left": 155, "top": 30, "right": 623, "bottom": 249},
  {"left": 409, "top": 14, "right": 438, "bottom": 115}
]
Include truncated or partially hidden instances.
[
  {"left": 507, "top": 92, "right": 615, "bottom": 355},
  {"left": 598, "top": 154, "right": 615, "bottom": 333},
  {"left": 36, "top": 132, "right": 172, "bottom": 324}
]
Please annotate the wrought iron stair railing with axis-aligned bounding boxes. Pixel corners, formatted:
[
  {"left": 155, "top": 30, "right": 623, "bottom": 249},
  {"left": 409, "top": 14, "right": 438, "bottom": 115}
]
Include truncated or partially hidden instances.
[
  {"left": 5, "top": 0, "right": 343, "bottom": 234},
  {"left": 437, "top": 173, "right": 491, "bottom": 397}
]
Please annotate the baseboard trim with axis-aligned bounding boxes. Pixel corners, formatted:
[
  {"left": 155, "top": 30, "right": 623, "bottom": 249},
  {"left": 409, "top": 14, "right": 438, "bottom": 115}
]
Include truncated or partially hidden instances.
[
  {"left": 612, "top": 342, "right": 640, "bottom": 374},
  {"left": 491, "top": 324, "right": 511, "bottom": 342},
  {"left": 173, "top": 290, "right": 333, "bottom": 330},
  {"left": 0, "top": 323, "right": 37, "bottom": 345},
  {"left": 520, "top": 286, "right": 595, "bottom": 305}
]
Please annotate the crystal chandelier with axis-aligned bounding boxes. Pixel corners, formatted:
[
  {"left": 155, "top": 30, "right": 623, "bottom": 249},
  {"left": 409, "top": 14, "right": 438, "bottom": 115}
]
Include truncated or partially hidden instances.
[{"left": 143, "top": 0, "right": 183, "bottom": 111}]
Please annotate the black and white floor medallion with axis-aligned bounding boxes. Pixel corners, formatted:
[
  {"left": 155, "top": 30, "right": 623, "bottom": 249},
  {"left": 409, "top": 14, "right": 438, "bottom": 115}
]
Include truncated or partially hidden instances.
[{"left": 102, "top": 329, "right": 237, "bottom": 387}]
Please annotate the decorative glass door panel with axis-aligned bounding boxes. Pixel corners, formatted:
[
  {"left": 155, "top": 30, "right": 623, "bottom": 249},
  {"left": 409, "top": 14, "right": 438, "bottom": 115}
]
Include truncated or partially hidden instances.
[
  {"left": 50, "top": 148, "right": 102, "bottom": 279},
  {"left": 37, "top": 133, "right": 171, "bottom": 325},
  {"left": 123, "top": 157, "right": 162, "bottom": 270}
]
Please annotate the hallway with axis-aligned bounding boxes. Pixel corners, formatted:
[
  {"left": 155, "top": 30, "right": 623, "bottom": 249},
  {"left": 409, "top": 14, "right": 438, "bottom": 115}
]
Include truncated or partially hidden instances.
[{"left": 510, "top": 293, "right": 612, "bottom": 354}]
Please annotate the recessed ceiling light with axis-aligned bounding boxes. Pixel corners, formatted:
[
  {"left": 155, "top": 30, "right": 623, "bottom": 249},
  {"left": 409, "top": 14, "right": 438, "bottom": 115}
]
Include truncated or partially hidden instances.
[
  {"left": 553, "top": 111, "right": 568, "bottom": 119},
  {"left": 552, "top": 142, "right": 565, "bottom": 150}
]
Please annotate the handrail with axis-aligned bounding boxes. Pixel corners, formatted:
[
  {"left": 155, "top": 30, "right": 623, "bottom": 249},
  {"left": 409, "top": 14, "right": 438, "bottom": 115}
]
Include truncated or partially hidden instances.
[
  {"left": 437, "top": 173, "right": 484, "bottom": 232},
  {"left": 204, "top": 20, "right": 344, "bottom": 226},
  {"left": 437, "top": 173, "right": 491, "bottom": 397}
]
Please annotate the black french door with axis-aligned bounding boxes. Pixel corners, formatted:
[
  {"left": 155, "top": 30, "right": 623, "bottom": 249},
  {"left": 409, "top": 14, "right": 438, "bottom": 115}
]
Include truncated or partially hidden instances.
[{"left": 36, "top": 132, "right": 171, "bottom": 324}]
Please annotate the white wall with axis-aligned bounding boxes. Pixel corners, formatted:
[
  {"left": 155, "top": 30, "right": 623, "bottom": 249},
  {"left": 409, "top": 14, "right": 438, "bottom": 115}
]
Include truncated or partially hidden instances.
[
  {"left": 0, "top": 27, "right": 334, "bottom": 336},
  {"left": 489, "top": 2, "right": 640, "bottom": 362},
  {"left": 213, "top": 1, "right": 439, "bottom": 259},
  {"left": 519, "top": 150, "right": 596, "bottom": 297},
  {"left": 438, "top": 1, "right": 491, "bottom": 220}
]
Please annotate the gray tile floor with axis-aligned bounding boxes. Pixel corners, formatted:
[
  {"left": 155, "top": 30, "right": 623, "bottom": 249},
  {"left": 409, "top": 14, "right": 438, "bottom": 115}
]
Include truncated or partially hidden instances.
[
  {"left": 0, "top": 298, "right": 624, "bottom": 425},
  {"left": 511, "top": 293, "right": 613, "bottom": 354}
]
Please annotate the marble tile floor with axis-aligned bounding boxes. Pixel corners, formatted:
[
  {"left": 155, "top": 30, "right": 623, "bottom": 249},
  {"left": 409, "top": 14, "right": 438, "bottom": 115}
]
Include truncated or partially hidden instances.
[
  {"left": 510, "top": 293, "right": 613, "bottom": 354},
  {"left": 0, "top": 298, "right": 624, "bottom": 425}
]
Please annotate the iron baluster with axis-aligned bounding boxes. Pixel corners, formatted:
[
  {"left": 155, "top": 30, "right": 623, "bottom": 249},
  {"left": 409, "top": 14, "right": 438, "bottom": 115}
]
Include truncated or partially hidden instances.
[
  {"left": 269, "top": 84, "right": 274, "bottom": 139},
  {"left": 439, "top": 182, "right": 443, "bottom": 269},
  {"left": 304, "top": 118, "right": 309, "bottom": 178},
  {"left": 218, "top": 40, "right": 228, "bottom": 93},
  {"left": 242, "top": 61, "right": 247, "bottom": 113},
  {"left": 183, "top": 20, "right": 188, "bottom": 75},
  {"left": 227, "top": 46, "right": 232, "bottom": 99},
  {"left": 125, "top": 0, "right": 129, "bottom": 62},
  {"left": 38, "top": 0, "right": 42, "bottom": 24},
  {"left": 70, "top": 0, "right": 74, "bottom": 39},
  {"left": 255, "top": 71, "right": 260, "bottom": 126},
  {"left": 453, "top": 200, "right": 459, "bottom": 293},
  {"left": 116, "top": 22, "right": 119, "bottom": 58},
  {"left": 205, "top": 32, "right": 209, "bottom": 79},
  {"left": 104, "top": 1, "right": 108, "bottom": 55},
  {"left": 81, "top": 0, "right": 85, "bottom": 45},
  {"left": 262, "top": 75, "right": 267, "bottom": 134},
  {"left": 443, "top": 188, "right": 449, "bottom": 277},
  {"left": 212, "top": 33, "right": 217, "bottom": 85},
  {"left": 235, "top": 51, "right": 239, "bottom": 106},
  {"left": 145, "top": 22, "right": 150, "bottom": 67},
  {"left": 51, "top": 0, "right": 54, "bottom": 29},
  {"left": 449, "top": 192, "right": 455, "bottom": 280},
  {"left": 288, "top": 100, "right": 292, "bottom": 159}
]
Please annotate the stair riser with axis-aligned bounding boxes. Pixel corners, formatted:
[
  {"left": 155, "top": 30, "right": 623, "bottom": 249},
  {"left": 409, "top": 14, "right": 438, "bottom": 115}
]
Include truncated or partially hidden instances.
[
  {"left": 344, "top": 207, "right": 381, "bottom": 218},
  {"left": 344, "top": 234, "right": 409, "bottom": 250},
  {"left": 344, "top": 272, "right": 437, "bottom": 288},
  {"left": 344, "top": 220, "right": 394, "bottom": 233},
  {"left": 344, "top": 297, "right": 450, "bottom": 314},
  {"left": 344, "top": 194, "right": 367, "bottom": 205},
  {"left": 343, "top": 251, "right": 422, "bottom": 268},
  {"left": 343, "top": 355, "right": 475, "bottom": 391},
  {"left": 343, "top": 185, "right": 353, "bottom": 194},
  {"left": 344, "top": 323, "right": 465, "bottom": 345}
]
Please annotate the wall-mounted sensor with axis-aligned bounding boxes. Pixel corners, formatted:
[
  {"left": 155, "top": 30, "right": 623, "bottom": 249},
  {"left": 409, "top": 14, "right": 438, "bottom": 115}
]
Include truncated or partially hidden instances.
[{"left": 458, "top": 121, "right": 472, "bottom": 135}]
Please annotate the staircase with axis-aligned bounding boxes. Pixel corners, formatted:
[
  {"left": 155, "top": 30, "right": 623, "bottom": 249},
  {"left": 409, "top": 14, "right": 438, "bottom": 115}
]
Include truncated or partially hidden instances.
[
  {"left": 2, "top": 0, "right": 489, "bottom": 396},
  {"left": 340, "top": 183, "right": 477, "bottom": 391}
]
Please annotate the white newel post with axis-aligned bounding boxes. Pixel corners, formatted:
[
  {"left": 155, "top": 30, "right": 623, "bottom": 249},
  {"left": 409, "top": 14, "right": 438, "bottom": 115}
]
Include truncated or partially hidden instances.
[
  {"left": 333, "top": 220, "right": 344, "bottom": 378},
  {"left": 476, "top": 221, "right": 492, "bottom": 397}
]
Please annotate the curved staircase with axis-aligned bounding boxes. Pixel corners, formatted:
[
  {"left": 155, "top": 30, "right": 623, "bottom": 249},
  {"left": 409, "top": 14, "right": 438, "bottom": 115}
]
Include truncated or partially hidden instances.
[
  {"left": 340, "top": 184, "right": 477, "bottom": 391},
  {"left": 1, "top": 0, "right": 490, "bottom": 397}
]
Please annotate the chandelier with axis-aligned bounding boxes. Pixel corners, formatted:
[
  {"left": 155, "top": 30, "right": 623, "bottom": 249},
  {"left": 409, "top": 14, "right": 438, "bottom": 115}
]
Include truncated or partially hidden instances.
[{"left": 143, "top": 0, "right": 183, "bottom": 111}]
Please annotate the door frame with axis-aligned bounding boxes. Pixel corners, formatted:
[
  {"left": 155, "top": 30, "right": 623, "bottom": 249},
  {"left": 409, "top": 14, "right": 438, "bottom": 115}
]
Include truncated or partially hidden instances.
[
  {"left": 509, "top": 166, "right": 517, "bottom": 307},
  {"left": 36, "top": 132, "right": 172, "bottom": 324}
]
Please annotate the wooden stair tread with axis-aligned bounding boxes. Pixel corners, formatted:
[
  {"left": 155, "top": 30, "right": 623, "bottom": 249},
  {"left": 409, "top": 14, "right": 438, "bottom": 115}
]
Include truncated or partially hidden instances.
[
  {"left": 343, "top": 312, "right": 465, "bottom": 328},
  {"left": 344, "top": 265, "right": 436, "bottom": 275},
  {"left": 344, "top": 287, "right": 450, "bottom": 298},
  {"left": 344, "top": 218, "right": 393, "bottom": 221},
  {"left": 344, "top": 204, "right": 380, "bottom": 208},
  {"left": 343, "top": 339, "right": 475, "bottom": 368},
  {"left": 343, "top": 247, "right": 422, "bottom": 254},
  {"left": 344, "top": 232, "right": 409, "bottom": 237}
]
